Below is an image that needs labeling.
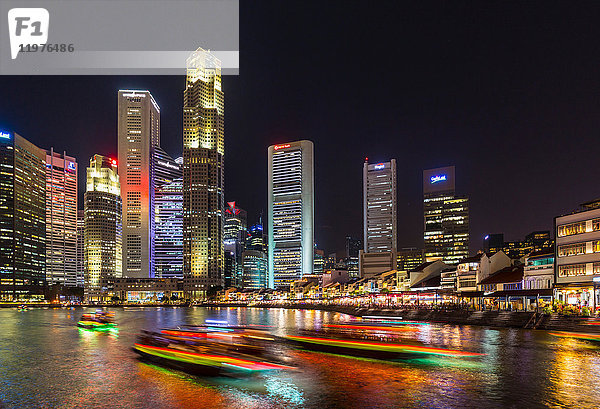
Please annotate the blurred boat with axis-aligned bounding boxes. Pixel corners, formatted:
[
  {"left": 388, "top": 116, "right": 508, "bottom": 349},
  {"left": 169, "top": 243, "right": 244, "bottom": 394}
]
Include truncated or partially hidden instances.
[
  {"left": 549, "top": 331, "right": 600, "bottom": 342},
  {"left": 77, "top": 310, "right": 116, "bottom": 331},
  {"left": 285, "top": 330, "right": 484, "bottom": 360},
  {"left": 133, "top": 326, "right": 294, "bottom": 376}
]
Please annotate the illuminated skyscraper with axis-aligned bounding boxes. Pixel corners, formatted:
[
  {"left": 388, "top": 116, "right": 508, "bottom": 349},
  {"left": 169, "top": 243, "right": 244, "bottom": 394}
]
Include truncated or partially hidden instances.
[
  {"left": 0, "top": 130, "right": 46, "bottom": 300},
  {"left": 117, "top": 90, "right": 160, "bottom": 279},
  {"left": 76, "top": 210, "right": 84, "bottom": 287},
  {"left": 84, "top": 155, "right": 122, "bottom": 302},
  {"left": 247, "top": 217, "right": 267, "bottom": 252},
  {"left": 423, "top": 166, "right": 469, "bottom": 264},
  {"left": 363, "top": 160, "right": 397, "bottom": 253},
  {"left": 360, "top": 160, "right": 397, "bottom": 278},
  {"left": 242, "top": 250, "right": 268, "bottom": 290},
  {"left": 183, "top": 48, "right": 225, "bottom": 298},
  {"left": 155, "top": 178, "right": 183, "bottom": 279},
  {"left": 45, "top": 149, "right": 78, "bottom": 287},
  {"left": 154, "top": 148, "right": 183, "bottom": 279},
  {"left": 268, "top": 140, "right": 314, "bottom": 289},
  {"left": 224, "top": 202, "right": 247, "bottom": 288}
]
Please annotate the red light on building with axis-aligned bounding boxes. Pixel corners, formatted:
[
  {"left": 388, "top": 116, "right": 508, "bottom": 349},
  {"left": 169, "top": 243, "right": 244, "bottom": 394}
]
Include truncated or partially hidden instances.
[
  {"left": 111, "top": 159, "right": 117, "bottom": 166},
  {"left": 274, "top": 144, "right": 291, "bottom": 151}
]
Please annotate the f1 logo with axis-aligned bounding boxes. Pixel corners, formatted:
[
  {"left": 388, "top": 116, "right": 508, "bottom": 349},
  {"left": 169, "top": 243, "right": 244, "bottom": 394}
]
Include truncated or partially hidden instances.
[{"left": 7, "top": 8, "right": 49, "bottom": 59}]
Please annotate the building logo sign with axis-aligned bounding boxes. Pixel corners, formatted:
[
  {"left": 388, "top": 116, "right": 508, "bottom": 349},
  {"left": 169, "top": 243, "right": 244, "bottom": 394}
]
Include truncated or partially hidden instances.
[
  {"left": 157, "top": 160, "right": 179, "bottom": 170},
  {"left": 374, "top": 163, "right": 385, "bottom": 170},
  {"left": 67, "top": 162, "right": 76, "bottom": 171},
  {"left": 274, "top": 144, "right": 290, "bottom": 150},
  {"left": 0, "top": 131, "right": 11, "bottom": 139},
  {"left": 430, "top": 175, "right": 447, "bottom": 184}
]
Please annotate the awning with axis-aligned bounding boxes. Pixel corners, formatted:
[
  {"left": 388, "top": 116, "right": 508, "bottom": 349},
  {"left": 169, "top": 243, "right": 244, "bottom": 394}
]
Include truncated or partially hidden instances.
[{"left": 483, "top": 289, "right": 553, "bottom": 298}]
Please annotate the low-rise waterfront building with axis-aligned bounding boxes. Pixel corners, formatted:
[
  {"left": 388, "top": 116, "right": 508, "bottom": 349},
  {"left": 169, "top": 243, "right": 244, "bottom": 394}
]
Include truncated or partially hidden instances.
[
  {"left": 554, "top": 199, "right": 600, "bottom": 309},
  {"left": 113, "top": 277, "right": 183, "bottom": 303},
  {"left": 524, "top": 249, "right": 554, "bottom": 290}
]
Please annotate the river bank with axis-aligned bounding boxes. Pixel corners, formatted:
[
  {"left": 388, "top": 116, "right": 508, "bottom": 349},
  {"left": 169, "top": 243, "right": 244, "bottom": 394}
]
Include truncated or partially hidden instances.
[{"left": 6, "top": 301, "right": 600, "bottom": 334}]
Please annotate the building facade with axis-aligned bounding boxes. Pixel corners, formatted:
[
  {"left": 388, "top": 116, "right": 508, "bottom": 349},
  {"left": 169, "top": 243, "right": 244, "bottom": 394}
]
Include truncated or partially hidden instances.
[
  {"left": 155, "top": 178, "right": 183, "bottom": 279},
  {"left": 423, "top": 166, "right": 469, "bottom": 264},
  {"left": 524, "top": 249, "right": 554, "bottom": 290},
  {"left": 153, "top": 149, "right": 183, "bottom": 279},
  {"left": 45, "top": 149, "right": 78, "bottom": 287},
  {"left": 397, "top": 247, "right": 425, "bottom": 272},
  {"left": 242, "top": 250, "right": 268, "bottom": 290},
  {"left": 84, "top": 155, "right": 122, "bottom": 302},
  {"left": 0, "top": 131, "right": 46, "bottom": 300},
  {"left": 555, "top": 200, "right": 600, "bottom": 308},
  {"left": 268, "top": 140, "right": 314, "bottom": 289},
  {"left": 223, "top": 201, "right": 247, "bottom": 288},
  {"left": 183, "top": 49, "right": 225, "bottom": 298},
  {"left": 363, "top": 160, "right": 397, "bottom": 253},
  {"left": 117, "top": 90, "right": 160, "bottom": 278},
  {"left": 76, "top": 210, "right": 84, "bottom": 287}
]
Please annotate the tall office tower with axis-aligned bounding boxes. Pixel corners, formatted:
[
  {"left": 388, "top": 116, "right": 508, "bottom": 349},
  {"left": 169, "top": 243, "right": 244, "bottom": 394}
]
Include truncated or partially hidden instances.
[
  {"left": 423, "top": 166, "right": 469, "bottom": 264},
  {"left": 45, "top": 149, "right": 78, "bottom": 287},
  {"left": 223, "top": 201, "right": 247, "bottom": 288},
  {"left": 155, "top": 178, "right": 183, "bottom": 279},
  {"left": 153, "top": 147, "right": 183, "bottom": 279},
  {"left": 247, "top": 220, "right": 267, "bottom": 252},
  {"left": 360, "top": 160, "right": 397, "bottom": 278},
  {"left": 117, "top": 90, "right": 160, "bottom": 279},
  {"left": 76, "top": 210, "right": 84, "bottom": 287},
  {"left": 183, "top": 48, "right": 225, "bottom": 298},
  {"left": 363, "top": 160, "right": 397, "bottom": 253},
  {"left": 268, "top": 140, "right": 314, "bottom": 289},
  {"left": 0, "top": 131, "right": 46, "bottom": 300},
  {"left": 242, "top": 250, "right": 268, "bottom": 290},
  {"left": 84, "top": 155, "right": 122, "bottom": 302}
]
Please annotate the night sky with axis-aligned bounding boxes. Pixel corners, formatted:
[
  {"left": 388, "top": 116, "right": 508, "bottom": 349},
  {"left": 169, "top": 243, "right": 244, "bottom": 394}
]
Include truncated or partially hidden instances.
[{"left": 1, "top": 1, "right": 600, "bottom": 255}]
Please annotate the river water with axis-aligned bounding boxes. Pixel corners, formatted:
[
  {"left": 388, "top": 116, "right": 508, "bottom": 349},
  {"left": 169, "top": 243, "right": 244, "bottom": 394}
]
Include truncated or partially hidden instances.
[{"left": 0, "top": 307, "right": 599, "bottom": 408}]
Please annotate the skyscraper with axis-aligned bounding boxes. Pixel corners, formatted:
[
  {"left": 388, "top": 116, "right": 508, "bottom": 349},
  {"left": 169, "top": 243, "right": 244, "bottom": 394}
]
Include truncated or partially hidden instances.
[
  {"left": 155, "top": 178, "right": 183, "bottom": 279},
  {"left": 154, "top": 148, "right": 183, "bottom": 279},
  {"left": 183, "top": 48, "right": 225, "bottom": 298},
  {"left": 423, "top": 166, "right": 469, "bottom": 264},
  {"left": 360, "top": 160, "right": 397, "bottom": 278},
  {"left": 117, "top": 90, "right": 160, "bottom": 279},
  {"left": 242, "top": 250, "right": 268, "bottom": 290},
  {"left": 76, "top": 210, "right": 84, "bottom": 287},
  {"left": 0, "top": 130, "right": 46, "bottom": 300},
  {"left": 363, "top": 160, "right": 397, "bottom": 253},
  {"left": 84, "top": 155, "right": 122, "bottom": 302},
  {"left": 268, "top": 140, "right": 314, "bottom": 289},
  {"left": 247, "top": 221, "right": 267, "bottom": 252},
  {"left": 45, "top": 149, "right": 78, "bottom": 287},
  {"left": 224, "top": 201, "right": 247, "bottom": 288}
]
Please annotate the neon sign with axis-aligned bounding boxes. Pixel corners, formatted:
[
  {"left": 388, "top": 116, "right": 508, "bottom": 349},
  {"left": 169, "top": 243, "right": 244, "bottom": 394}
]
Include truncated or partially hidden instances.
[
  {"left": 274, "top": 144, "right": 290, "bottom": 150},
  {"left": 374, "top": 163, "right": 385, "bottom": 170},
  {"left": 0, "top": 131, "right": 11, "bottom": 139},
  {"left": 430, "top": 175, "right": 447, "bottom": 184}
]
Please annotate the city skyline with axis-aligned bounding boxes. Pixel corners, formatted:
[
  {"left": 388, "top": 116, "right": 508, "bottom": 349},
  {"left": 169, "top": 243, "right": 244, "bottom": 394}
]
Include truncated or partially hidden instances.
[{"left": 0, "top": 2, "right": 598, "bottom": 255}]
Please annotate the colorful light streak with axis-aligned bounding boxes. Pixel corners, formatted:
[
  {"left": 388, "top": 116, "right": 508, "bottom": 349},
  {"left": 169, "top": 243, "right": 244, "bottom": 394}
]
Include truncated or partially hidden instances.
[
  {"left": 133, "top": 343, "right": 294, "bottom": 372},
  {"left": 324, "top": 324, "right": 419, "bottom": 332},
  {"left": 286, "top": 335, "right": 485, "bottom": 357},
  {"left": 549, "top": 332, "right": 600, "bottom": 342}
]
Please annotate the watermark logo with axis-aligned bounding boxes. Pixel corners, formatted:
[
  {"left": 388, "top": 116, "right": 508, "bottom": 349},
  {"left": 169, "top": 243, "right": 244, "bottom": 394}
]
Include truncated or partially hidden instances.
[{"left": 7, "top": 8, "right": 49, "bottom": 59}]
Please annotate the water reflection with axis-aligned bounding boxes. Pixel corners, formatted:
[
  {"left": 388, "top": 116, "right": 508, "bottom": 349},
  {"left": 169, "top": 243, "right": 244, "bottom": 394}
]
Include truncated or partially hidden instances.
[{"left": 0, "top": 307, "right": 599, "bottom": 408}]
